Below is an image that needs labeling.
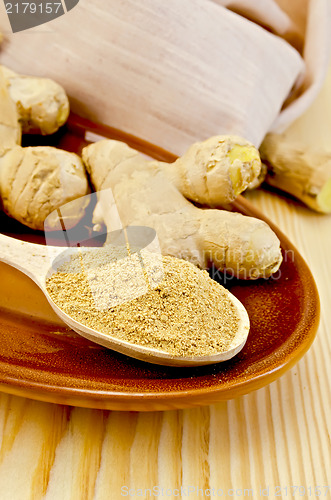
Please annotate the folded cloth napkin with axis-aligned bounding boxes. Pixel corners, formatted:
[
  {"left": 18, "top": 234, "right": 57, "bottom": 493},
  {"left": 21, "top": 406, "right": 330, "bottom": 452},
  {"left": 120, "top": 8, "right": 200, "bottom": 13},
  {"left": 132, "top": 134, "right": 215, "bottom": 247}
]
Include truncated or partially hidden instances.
[{"left": 0, "top": 0, "right": 330, "bottom": 152}]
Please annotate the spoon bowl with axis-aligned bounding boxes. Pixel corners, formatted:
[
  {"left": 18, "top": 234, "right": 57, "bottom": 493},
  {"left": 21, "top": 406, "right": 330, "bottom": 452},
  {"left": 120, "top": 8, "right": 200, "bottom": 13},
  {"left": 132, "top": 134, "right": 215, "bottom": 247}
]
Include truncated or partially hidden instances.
[{"left": 0, "top": 233, "right": 250, "bottom": 366}]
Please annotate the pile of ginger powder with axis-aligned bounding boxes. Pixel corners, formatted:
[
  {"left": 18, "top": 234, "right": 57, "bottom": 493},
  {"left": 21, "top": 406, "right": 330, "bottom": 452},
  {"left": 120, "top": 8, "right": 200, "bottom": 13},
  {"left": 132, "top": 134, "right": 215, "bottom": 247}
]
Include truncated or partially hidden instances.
[{"left": 46, "top": 245, "right": 240, "bottom": 357}]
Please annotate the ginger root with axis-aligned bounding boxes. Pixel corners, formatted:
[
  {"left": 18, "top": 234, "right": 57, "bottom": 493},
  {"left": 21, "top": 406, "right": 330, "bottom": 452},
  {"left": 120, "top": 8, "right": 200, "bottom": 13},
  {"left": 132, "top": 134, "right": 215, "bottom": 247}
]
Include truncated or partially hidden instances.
[
  {"left": 82, "top": 140, "right": 282, "bottom": 279},
  {"left": 162, "top": 135, "right": 261, "bottom": 206},
  {"left": 260, "top": 133, "right": 331, "bottom": 213},
  {"left": 0, "top": 66, "right": 88, "bottom": 230},
  {"left": 0, "top": 67, "right": 21, "bottom": 156},
  {"left": 1, "top": 65, "right": 69, "bottom": 135},
  {"left": 99, "top": 136, "right": 261, "bottom": 208},
  {"left": 0, "top": 145, "right": 88, "bottom": 230}
]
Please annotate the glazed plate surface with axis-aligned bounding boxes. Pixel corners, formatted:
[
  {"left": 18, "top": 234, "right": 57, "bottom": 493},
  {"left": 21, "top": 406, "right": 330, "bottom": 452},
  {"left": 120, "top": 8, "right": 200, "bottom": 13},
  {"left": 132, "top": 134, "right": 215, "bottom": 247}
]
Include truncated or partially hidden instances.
[{"left": 0, "top": 114, "right": 320, "bottom": 410}]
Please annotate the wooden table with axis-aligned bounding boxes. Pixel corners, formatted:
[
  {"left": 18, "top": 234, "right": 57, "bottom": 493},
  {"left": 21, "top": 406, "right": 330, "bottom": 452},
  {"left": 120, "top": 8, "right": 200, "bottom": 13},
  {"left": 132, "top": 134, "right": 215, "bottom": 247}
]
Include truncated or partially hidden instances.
[{"left": 0, "top": 49, "right": 330, "bottom": 500}]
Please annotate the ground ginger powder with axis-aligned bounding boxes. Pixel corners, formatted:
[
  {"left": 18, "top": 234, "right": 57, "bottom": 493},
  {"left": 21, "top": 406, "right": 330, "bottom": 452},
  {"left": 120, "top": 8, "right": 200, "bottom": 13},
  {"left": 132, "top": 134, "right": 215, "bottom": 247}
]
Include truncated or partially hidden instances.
[{"left": 46, "top": 246, "right": 240, "bottom": 357}]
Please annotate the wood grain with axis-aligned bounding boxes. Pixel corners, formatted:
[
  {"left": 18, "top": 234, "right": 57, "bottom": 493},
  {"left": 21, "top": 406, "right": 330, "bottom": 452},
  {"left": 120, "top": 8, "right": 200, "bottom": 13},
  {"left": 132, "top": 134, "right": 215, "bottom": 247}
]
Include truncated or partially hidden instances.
[{"left": 0, "top": 30, "right": 331, "bottom": 500}]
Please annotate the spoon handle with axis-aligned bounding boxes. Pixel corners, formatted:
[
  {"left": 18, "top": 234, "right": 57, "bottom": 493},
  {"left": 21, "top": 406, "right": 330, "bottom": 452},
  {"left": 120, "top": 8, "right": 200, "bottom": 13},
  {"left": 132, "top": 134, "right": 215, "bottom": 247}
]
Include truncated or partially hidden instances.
[{"left": 0, "top": 233, "right": 63, "bottom": 289}]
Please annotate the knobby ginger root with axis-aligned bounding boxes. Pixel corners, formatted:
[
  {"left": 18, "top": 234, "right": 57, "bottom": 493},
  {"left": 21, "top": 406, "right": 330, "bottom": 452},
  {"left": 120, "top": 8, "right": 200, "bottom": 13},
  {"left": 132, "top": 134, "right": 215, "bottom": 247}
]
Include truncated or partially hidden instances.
[
  {"left": 260, "top": 133, "right": 331, "bottom": 213},
  {"left": 163, "top": 135, "right": 261, "bottom": 205},
  {"left": 82, "top": 140, "right": 282, "bottom": 279},
  {"left": 0, "top": 67, "right": 21, "bottom": 156},
  {"left": 97, "top": 136, "right": 261, "bottom": 208},
  {"left": 1, "top": 65, "right": 69, "bottom": 135},
  {"left": 0, "top": 66, "right": 89, "bottom": 230},
  {"left": 0, "top": 145, "right": 88, "bottom": 230}
]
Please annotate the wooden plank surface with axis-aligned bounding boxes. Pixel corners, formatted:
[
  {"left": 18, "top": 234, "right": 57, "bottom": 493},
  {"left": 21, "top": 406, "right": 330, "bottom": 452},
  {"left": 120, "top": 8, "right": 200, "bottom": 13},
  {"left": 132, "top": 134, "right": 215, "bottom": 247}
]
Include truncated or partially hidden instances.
[{"left": 0, "top": 21, "right": 331, "bottom": 500}]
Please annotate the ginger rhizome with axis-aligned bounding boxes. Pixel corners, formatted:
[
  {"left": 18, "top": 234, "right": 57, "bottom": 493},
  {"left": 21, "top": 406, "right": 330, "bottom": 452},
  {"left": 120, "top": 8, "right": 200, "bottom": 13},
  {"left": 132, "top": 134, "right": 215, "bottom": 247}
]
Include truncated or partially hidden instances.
[
  {"left": 1, "top": 65, "right": 69, "bottom": 135},
  {"left": 260, "top": 133, "right": 331, "bottom": 213},
  {"left": 0, "top": 145, "right": 89, "bottom": 230},
  {"left": 157, "top": 135, "right": 261, "bottom": 206},
  {"left": 82, "top": 139, "right": 282, "bottom": 279},
  {"left": 0, "top": 65, "right": 89, "bottom": 230}
]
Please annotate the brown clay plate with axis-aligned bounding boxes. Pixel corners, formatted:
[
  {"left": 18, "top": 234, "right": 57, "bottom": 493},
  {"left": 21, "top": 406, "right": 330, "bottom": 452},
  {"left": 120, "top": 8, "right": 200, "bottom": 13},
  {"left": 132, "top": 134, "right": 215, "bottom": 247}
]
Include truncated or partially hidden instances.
[{"left": 0, "top": 114, "right": 320, "bottom": 411}]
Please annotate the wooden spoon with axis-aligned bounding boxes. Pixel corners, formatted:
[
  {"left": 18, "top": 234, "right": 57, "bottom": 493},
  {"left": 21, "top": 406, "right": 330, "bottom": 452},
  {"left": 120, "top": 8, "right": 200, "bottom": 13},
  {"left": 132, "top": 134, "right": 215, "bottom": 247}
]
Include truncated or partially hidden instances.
[{"left": 0, "top": 233, "right": 250, "bottom": 367}]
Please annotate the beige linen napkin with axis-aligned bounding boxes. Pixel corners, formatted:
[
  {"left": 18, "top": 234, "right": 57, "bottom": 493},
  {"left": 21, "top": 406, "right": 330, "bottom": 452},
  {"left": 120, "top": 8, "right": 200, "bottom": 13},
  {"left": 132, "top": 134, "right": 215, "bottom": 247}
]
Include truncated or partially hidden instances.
[{"left": 0, "top": 0, "right": 330, "bottom": 152}]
